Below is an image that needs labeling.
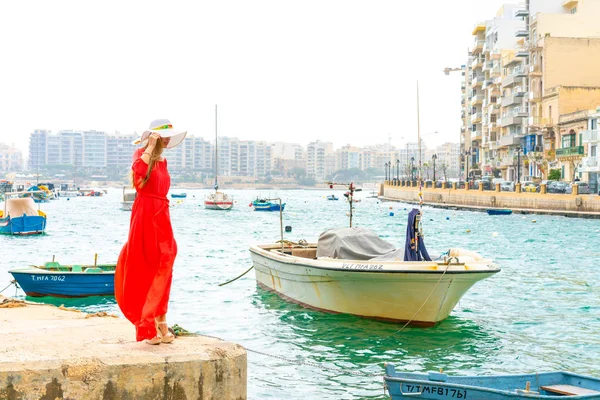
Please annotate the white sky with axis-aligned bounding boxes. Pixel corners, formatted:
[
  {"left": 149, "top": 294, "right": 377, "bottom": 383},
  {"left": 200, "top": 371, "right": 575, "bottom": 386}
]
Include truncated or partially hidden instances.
[{"left": 0, "top": 0, "right": 507, "bottom": 156}]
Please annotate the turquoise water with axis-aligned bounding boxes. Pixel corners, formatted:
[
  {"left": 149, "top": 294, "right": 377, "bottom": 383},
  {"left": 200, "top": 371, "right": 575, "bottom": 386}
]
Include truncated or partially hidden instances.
[{"left": 1, "top": 189, "right": 599, "bottom": 399}]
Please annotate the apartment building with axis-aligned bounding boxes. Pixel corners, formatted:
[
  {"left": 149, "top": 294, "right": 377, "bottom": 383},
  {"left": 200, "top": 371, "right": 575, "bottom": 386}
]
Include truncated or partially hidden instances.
[
  {"left": 106, "top": 132, "right": 138, "bottom": 174},
  {"left": 0, "top": 143, "right": 23, "bottom": 171},
  {"left": 307, "top": 141, "right": 334, "bottom": 181},
  {"left": 29, "top": 130, "right": 49, "bottom": 169},
  {"left": 271, "top": 142, "right": 306, "bottom": 176},
  {"left": 431, "top": 142, "right": 461, "bottom": 180}
]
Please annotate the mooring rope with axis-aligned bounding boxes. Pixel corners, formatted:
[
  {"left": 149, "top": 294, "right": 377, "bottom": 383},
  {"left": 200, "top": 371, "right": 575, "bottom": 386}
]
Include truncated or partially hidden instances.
[
  {"left": 217, "top": 266, "right": 254, "bottom": 287},
  {"left": 0, "top": 280, "right": 16, "bottom": 295}
]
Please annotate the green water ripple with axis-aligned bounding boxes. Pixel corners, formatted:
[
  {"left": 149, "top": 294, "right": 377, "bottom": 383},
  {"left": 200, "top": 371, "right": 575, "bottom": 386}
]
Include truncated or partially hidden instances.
[{"left": 1, "top": 189, "right": 599, "bottom": 399}]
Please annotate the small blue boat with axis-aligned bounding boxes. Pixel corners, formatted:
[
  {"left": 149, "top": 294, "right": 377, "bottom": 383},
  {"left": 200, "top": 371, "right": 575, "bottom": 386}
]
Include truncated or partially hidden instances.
[
  {"left": 327, "top": 195, "right": 339, "bottom": 201},
  {"left": 171, "top": 193, "right": 187, "bottom": 198},
  {"left": 252, "top": 199, "right": 285, "bottom": 212},
  {"left": 0, "top": 198, "right": 47, "bottom": 235},
  {"left": 385, "top": 364, "right": 600, "bottom": 399},
  {"left": 9, "top": 261, "right": 115, "bottom": 298},
  {"left": 487, "top": 209, "right": 513, "bottom": 215}
]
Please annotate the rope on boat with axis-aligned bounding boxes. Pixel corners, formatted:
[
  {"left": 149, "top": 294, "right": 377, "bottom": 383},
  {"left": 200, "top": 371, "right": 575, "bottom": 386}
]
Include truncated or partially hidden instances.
[
  {"left": 217, "top": 266, "right": 254, "bottom": 287},
  {"left": 0, "top": 280, "right": 16, "bottom": 295}
]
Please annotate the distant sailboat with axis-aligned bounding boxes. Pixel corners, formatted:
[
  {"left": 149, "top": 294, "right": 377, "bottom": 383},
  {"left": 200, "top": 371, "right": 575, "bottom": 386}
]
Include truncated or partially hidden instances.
[{"left": 204, "top": 105, "right": 234, "bottom": 210}]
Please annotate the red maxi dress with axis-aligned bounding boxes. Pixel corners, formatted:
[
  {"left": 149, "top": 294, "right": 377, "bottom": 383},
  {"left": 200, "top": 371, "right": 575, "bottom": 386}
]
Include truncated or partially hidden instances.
[{"left": 115, "top": 148, "right": 178, "bottom": 341}]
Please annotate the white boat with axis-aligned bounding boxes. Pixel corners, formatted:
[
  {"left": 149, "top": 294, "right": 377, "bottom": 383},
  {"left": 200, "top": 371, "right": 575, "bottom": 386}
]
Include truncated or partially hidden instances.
[
  {"left": 204, "top": 104, "right": 233, "bottom": 210},
  {"left": 250, "top": 243, "right": 499, "bottom": 326},
  {"left": 120, "top": 186, "right": 136, "bottom": 211},
  {"left": 249, "top": 226, "right": 500, "bottom": 326}
]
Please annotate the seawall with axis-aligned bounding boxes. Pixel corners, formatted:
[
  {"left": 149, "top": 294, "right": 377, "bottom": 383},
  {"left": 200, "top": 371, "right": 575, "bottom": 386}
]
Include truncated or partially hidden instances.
[
  {"left": 381, "top": 182, "right": 600, "bottom": 218},
  {"left": 0, "top": 296, "right": 247, "bottom": 400}
]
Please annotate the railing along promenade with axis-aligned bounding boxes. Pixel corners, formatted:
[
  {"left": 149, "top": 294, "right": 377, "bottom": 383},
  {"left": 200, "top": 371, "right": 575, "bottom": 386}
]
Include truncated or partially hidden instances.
[{"left": 381, "top": 180, "right": 600, "bottom": 217}]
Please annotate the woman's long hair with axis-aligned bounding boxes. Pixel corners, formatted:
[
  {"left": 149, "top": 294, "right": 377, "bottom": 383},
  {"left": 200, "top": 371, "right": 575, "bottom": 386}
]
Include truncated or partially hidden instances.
[{"left": 130, "top": 139, "right": 165, "bottom": 188}]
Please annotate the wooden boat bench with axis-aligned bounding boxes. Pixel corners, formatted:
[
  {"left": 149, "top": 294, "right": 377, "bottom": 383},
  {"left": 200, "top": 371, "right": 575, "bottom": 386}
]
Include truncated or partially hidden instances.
[
  {"left": 541, "top": 384, "right": 600, "bottom": 396},
  {"left": 291, "top": 248, "right": 317, "bottom": 259}
]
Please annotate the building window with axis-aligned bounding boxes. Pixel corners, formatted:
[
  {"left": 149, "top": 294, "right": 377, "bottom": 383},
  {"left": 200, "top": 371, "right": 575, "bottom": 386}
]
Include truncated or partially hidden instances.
[
  {"left": 570, "top": 7, "right": 577, "bottom": 14},
  {"left": 591, "top": 145, "right": 597, "bottom": 157},
  {"left": 591, "top": 119, "right": 598, "bottom": 130},
  {"left": 562, "top": 130, "right": 576, "bottom": 148}
]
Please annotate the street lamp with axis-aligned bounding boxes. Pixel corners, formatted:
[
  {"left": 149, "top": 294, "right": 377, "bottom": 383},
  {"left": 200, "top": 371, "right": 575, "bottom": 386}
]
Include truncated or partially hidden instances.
[
  {"left": 410, "top": 157, "right": 415, "bottom": 181},
  {"left": 432, "top": 154, "right": 438, "bottom": 182},
  {"left": 384, "top": 162, "right": 388, "bottom": 181},
  {"left": 396, "top": 159, "right": 400, "bottom": 181},
  {"left": 463, "top": 148, "right": 472, "bottom": 187},
  {"left": 515, "top": 146, "right": 522, "bottom": 184}
]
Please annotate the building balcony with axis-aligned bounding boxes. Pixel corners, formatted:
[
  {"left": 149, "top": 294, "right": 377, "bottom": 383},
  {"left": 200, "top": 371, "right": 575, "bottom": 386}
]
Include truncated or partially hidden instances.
[
  {"left": 582, "top": 129, "right": 599, "bottom": 144},
  {"left": 471, "top": 95, "right": 483, "bottom": 105},
  {"left": 471, "top": 39, "right": 485, "bottom": 54},
  {"left": 471, "top": 134, "right": 482, "bottom": 142},
  {"left": 528, "top": 90, "right": 542, "bottom": 103},
  {"left": 471, "top": 57, "right": 484, "bottom": 69},
  {"left": 501, "top": 74, "right": 522, "bottom": 88},
  {"left": 499, "top": 134, "right": 522, "bottom": 147},
  {"left": 514, "top": 86, "right": 526, "bottom": 97},
  {"left": 563, "top": 0, "right": 578, "bottom": 8},
  {"left": 581, "top": 156, "right": 600, "bottom": 172},
  {"left": 515, "top": 8, "right": 529, "bottom": 17},
  {"left": 489, "top": 140, "right": 499, "bottom": 150},
  {"left": 472, "top": 76, "right": 483, "bottom": 87},
  {"left": 516, "top": 47, "right": 529, "bottom": 58},
  {"left": 529, "top": 64, "right": 542, "bottom": 76},
  {"left": 528, "top": 116, "right": 552, "bottom": 128},
  {"left": 501, "top": 95, "right": 521, "bottom": 107},
  {"left": 500, "top": 156, "right": 514, "bottom": 167},
  {"left": 471, "top": 113, "right": 482, "bottom": 123},
  {"left": 472, "top": 23, "right": 486, "bottom": 35},
  {"left": 556, "top": 146, "right": 584, "bottom": 158},
  {"left": 516, "top": 29, "right": 529, "bottom": 38},
  {"left": 501, "top": 115, "right": 524, "bottom": 127}
]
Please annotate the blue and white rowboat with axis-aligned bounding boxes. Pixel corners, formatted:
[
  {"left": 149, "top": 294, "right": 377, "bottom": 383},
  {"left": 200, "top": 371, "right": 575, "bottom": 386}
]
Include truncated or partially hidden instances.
[
  {"left": 253, "top": 199, "right": 285, "bottom": 212},
  {"left": 9, "top": 263, "right": 115, "bottom": 298},
  {"left": 385, "top": 364, "right": 600, "bottom": 399},
  {"left": 0, "top": 197, "right": 47, "bottom": 235}
]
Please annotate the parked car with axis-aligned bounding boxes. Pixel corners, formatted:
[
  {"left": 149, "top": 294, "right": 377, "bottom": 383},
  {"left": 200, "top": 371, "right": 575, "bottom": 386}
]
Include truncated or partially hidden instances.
[
  {"left": 522, "top": 181, "right": 540, "bottom": 192},
  {"left": 565, "top": 181, "right": 591, "bottom": 194},
  {"left": 473, "top": 179, "right": 493, "bottom": 190},
  {"left": 545, "top": 180, "right": 568, "bottom": 194},
  {"left": 500, "top": 181, "right": 515, "bottom": 192}
]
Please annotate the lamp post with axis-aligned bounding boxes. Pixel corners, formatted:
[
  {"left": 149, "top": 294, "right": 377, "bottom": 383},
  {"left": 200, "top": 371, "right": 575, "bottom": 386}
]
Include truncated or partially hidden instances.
[
  {"left": 384, "top": 162, "right": 388, "bottom": 181},
  {"left": 410, "top": 157, "right": 415, "bottom": 181},
  {"left": 396, "top": 159, "right": 400, "bottom": 181},
  {"left": 515, "top": 146, "right": 522, "bottom": 183},
  {"left": 464, "top": 148, "right": 471, "bottom": 187},
  {"left": 432, "top": 154, "right": 438, "bottom": 182}
]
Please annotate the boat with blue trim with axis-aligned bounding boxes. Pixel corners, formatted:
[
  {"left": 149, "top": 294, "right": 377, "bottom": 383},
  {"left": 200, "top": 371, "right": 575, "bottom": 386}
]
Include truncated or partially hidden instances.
[
  {"left": 9, "top": 258, "right": 115, "bottom": 298},
  {"left": 326, "top": 195, "right": 339, "bottom": 201},
  {"left": 171, "top": 193, "right": 187, "bottom": 199},
  {"left": 384, "top": 364, "right": 600, "bottom": 399},
  {"left": 252, "top": 198, "right": 285, "bottom": 212},
  {"left": 0, "top": 196, "right": 47, "bottom": 235}
]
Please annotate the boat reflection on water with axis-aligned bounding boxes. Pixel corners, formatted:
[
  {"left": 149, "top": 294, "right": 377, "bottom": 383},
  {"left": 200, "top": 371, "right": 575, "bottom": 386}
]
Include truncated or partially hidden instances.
[
  {"left": 20, "top": 294, "right": 116, "bottom": 312},
  {"left": 252, "top": 286, "right": 499, "bottom": 373}
]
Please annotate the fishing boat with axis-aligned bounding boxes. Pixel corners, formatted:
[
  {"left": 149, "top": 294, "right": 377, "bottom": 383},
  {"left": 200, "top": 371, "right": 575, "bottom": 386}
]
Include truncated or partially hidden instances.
[
  {"left": 171, "top": 193, "right": 187, "bottom": 199},
  {"left": 326, "top": 195, "right": 339, "bottom": 201},
  {"left": 121, "top": 186, "right": 136, "bottom": 211},
  {"left": 204, "top": 104, "right": 234, "bottom": 210},
  {"left": 252, "top": 198, "right": 285, "bottom": 212},
  {"left": 487, "top": 209, "right": 513, "bottom": 215},
  {"left": 0, "top": 196, "right": 47, "bottom": 235},
  {"left": 384, "top": 364, "right": 600, "bottom": 399},
  {"left": 22, "top": 185, "right": 52, "bottom": 203},
  {"left": 9, "top": 257, "right": 115, "bottom": 298},
  {"left": 249, "top": 183, "right": 500, "bottom": 326}
]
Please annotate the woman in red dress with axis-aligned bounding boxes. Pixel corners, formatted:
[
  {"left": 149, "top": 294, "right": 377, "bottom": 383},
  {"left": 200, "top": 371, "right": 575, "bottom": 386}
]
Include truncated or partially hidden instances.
[{"left": 115, "top": 119, "right": 187, "bottom": 344}]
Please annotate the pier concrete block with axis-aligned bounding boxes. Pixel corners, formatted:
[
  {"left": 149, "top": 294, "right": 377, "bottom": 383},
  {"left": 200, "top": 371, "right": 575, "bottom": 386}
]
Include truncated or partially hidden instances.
[{"left": 0, "top": 297, "right": 247, "bottom": 400}]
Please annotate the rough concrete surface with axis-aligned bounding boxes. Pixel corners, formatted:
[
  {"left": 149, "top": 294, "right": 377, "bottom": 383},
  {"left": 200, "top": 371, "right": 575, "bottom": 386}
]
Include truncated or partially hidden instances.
[{"left": 0, "top": 296, "right": 246, "bottom": 400}]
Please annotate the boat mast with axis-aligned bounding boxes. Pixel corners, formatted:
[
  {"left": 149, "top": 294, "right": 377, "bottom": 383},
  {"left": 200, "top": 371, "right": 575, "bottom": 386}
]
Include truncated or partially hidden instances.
[
  {"left": 417, "top": 81, "right": 422, "bottom": 184},
  {"left": 214, "top": 104, "right": 219, "bottom": 191}
]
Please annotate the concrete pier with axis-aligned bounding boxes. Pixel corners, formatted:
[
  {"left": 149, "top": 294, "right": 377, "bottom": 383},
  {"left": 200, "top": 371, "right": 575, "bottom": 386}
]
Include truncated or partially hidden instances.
[{"left": 0, "top": 296, "right": 246, "bottom": 400}]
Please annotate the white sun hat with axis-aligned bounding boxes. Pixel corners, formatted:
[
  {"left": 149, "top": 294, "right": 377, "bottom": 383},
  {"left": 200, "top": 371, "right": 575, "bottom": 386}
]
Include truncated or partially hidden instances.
[{"left": 132, "top": 118, "right": 187, "bottom": 149}]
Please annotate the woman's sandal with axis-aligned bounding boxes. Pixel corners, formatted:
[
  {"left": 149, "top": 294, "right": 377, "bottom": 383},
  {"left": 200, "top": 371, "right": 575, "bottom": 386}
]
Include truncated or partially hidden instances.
[
  {"left": 145, "top": 321, "right": 163, "bottom": 345},
  {"left": 157, "top": 322, "right": 175, "bottom": 343}
]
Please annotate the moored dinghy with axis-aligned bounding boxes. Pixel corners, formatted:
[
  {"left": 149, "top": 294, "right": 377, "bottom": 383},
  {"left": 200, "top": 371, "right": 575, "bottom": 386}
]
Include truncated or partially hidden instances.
[
  {"left": 9, "top": 256, "right": 115, "bottom": 298},
  {"left": 0, "top": 196, "right": 47, "bottom": 235},
  {"left": 384, "top": 364, "right": 600, "bottom": 399}
]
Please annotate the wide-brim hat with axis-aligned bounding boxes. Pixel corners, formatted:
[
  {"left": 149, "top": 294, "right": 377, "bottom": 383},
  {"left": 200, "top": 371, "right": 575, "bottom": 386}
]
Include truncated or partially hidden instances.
[{"left": 132, "top": 118, "right": 187, "bottom": 149}]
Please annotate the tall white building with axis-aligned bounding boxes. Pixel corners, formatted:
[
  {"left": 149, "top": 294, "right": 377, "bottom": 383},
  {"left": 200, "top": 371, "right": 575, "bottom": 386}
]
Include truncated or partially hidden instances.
[
  {"left": 307, "top": 141, "right": 334, "bottom": 181},
  {"left": 107, "top": 132, "right": 138, "bottom": 174}
]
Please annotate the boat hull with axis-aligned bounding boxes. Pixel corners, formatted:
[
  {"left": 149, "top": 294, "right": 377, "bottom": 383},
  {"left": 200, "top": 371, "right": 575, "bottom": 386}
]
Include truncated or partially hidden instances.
[
  {"left": 250, "top": 245, "right": 499, "bottom": 326},
  {"left": 204, "top": 201, "right": 234, "bottom": 210},
  {"left": 487, "top": 209, "right": 512, "bottom": 215},
  {"left": 254, "top": 203, "right": 285, "bottom": 212},
  {"left": 0, "top": 215, "right": 46, "bottom": 235},
  {"left": 385, "top": 365, "right": 600, "bottom": 399},
  {"left": 171, "top": 194, "right": 187, "bottom": 198},
  {"left": 120, "top": 201, "right": 134, "bottom": 211},
  {"left": 9, "top": 270, "right": 114, "bottom": 297}
]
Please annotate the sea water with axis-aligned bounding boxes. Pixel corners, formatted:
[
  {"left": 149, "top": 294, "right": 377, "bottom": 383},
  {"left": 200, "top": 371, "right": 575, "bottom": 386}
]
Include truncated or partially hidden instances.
[{"left": 1, "top": 189, "right": 599, "bottom": 399}]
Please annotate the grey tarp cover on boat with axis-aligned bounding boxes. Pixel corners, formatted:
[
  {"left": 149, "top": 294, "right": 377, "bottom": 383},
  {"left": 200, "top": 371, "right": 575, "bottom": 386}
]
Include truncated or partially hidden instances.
[{"left": 316, "top": 227, "right": 404, "bottom": 261}]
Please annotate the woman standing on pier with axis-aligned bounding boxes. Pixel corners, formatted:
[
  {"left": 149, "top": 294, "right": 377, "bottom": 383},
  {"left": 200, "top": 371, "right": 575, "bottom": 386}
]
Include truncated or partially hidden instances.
[{"left": 115, "top": 119, "right": 186, "bottom": 344}]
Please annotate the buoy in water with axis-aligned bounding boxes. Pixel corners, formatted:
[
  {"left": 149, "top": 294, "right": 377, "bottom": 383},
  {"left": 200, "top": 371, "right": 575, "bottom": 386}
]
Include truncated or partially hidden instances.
[
  {"left": 285, "top": 226, "right": 292, "bottom": 232},
  {"left": 532, "top": 220, "right": 537, "bottom": 223},
  {"left": 389, "top": 212, "right": 394, "bottom": 217},
  {"left": 389, "top": 206, "right": 393, "bottom": 210},
  {"left": 466, "top": 229, "right": 471, "bottom": 233},
  {"left": 445, "top": 217, "right": 450, "bottom": 220}
]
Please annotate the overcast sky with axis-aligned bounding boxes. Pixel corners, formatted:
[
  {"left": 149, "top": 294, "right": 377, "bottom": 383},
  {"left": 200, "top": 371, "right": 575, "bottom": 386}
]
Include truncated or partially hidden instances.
[{"left": 0, "top": 0, "right": 507, "bottom": 156}]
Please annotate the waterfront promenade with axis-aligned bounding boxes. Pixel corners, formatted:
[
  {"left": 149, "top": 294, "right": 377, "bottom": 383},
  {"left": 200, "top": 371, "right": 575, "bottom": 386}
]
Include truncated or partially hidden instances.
[
  {"left": 382, "top": 180, "right": 600, "bottom": 218},
  {"left": 0, "top": 296, "right": 247, "bottom": 399}
]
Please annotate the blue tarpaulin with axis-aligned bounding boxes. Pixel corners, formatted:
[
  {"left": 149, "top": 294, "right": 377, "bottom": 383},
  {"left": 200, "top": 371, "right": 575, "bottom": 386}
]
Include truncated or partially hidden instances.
[{"left": 404, "top": 208, "right": 432, "bottom": 261}]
